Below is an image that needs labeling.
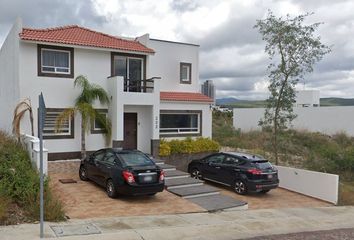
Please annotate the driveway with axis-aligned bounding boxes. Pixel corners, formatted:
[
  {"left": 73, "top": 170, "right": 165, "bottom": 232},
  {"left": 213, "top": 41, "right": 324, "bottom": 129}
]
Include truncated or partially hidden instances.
[{"left": 48, "top": 160, "right": 204, "bottom": 219}]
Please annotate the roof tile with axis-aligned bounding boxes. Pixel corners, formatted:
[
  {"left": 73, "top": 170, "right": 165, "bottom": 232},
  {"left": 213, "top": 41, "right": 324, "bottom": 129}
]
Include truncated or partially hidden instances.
[
  {"left": 19, "top": 25, "right": 154, "bottom": 54},
  {"left": 160, "top": 91, "right": 213, "bottom": 103}
]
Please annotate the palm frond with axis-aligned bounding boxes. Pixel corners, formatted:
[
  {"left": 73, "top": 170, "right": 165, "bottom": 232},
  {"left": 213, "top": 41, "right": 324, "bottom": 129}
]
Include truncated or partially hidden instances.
[
  {"left": 55, "top": 108, "right": 75, "bottom": 133},
  {"left": 76, "top": 102, "right": 97, "bottom": 133},
  {"left": 90, "top": 85, "right": 110, "bottom": 105},
  {"left": 93, "top": 109, "right": 112, "bottom": 145},
  {"left": 12, "top": 98, "right": 34, "bottom": 139},
  {"left": 74, "top": 75, "right": 90, "bottom": 91}
]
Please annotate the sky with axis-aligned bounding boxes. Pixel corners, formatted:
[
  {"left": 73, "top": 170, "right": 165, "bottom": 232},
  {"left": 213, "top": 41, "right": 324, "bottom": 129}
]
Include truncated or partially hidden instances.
[{"left": 0, "top": 0, "right": 353, "bottom": 100}]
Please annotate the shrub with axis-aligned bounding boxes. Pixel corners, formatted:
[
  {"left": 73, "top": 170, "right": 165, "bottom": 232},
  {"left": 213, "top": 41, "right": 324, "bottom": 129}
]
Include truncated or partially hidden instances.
[
  {"left": 160, "top": 137, "right": 220, "bottom": 156},
  {"left": 0, "top": 196, "right": 10, "bottom": 223}
]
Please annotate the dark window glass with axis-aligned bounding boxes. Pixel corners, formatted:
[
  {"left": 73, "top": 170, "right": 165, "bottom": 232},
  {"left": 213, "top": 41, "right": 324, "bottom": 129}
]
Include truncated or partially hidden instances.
[
  {"left": 118, "top": 152, "right": 154, "bottom": 167},
  {"left": 114, "top": 56, "right": 127, "bottom": 78},
  {"left": 42, "top": 50, "right": 69, "bottom": 73},
  {"left": 128, "top": 58, "right": 142, "bottom": 81},
  {"left": 206, "top": 154, "right": 224, "bottom": 164},
  {"left": 253, "top": 161, "right": 273, "bottom": 170},
  {"left": 160, "top": 114, "right": 198, "bottom": 133}
]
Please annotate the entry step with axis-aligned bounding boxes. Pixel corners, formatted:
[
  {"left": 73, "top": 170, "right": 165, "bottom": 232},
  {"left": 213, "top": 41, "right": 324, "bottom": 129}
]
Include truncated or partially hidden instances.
[
  {"left": 188, "top": 194, "right": 248, "bottom": 212},
  {"left": 165, "top": 177, "right": 204, "bottom": 189},
  {"left": 158, "top": 164, "right": 176, "bottom": 171},
  {"left": 168, "top": 185, "right": 219, "bottom": 198},
  {"left": 153, "top": 159, "right": 165, "bottom": 165},
  {"left": 164, "top": 170, "right": 189, "bottom": 179}
]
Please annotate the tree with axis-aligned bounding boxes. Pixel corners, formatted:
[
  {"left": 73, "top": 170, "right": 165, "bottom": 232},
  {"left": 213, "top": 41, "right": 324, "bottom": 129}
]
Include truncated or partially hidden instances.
[
  {"left": 12, "top": 98, "right": 34, "bottom": 140},
  {"left": 55, "top": 75, "right": 111, "bottom": 160},
  {"left": 254, "top": 11, "right": 331, "bottom": 164}
]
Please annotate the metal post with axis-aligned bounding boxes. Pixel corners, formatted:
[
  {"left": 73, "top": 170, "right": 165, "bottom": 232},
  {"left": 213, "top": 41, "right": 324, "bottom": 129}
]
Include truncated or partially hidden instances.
[{"left": 38, "top": 94, "right": 45, "bottom": 238}]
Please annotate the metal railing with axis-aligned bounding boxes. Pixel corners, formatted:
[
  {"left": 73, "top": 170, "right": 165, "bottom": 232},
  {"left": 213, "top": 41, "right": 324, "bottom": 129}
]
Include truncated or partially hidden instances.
[{"left": 124, "top": 77, "right": 161, "bottom": 93}]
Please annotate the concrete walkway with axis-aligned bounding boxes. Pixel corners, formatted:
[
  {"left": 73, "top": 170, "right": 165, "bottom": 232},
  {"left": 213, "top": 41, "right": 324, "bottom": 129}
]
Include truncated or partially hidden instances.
[{"left": 1, "top": 206, "right": 354, "bottom": 240}]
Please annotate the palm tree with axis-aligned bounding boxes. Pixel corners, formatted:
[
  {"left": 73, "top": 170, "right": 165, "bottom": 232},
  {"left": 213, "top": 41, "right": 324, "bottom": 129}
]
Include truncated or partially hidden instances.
[
  {"left": 55, "top": 75, "right": 111, "bottom": 160},
  {"left": 12, "top": 98, "right": 34, "bottom": 140}
]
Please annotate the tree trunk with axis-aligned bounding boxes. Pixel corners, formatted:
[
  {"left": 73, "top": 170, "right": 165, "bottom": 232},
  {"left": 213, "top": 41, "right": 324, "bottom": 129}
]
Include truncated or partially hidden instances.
[{"left": 81, "top": 123, "right": 86, "bottom": 160}]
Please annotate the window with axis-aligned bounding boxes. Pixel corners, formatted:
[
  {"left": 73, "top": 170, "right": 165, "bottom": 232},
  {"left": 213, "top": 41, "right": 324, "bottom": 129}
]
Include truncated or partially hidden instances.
[
  {"left": 91, "top": 109, "right": 108, "bottom": 134},
  {"left": 38, "top": 45, "right": 74, "bottom": 78},
  {"left": 42, "top": 108, "right": 74, "bottom": 139},
  {"left": 160, "top": 110, "right": 201, "bottom": 136},
  {"left": 222, "top": 156, "right": 242, "bottom": 165},
  {"left": 180, "top": 62, "right": 192, "bottom": 84},
  {"left": 206, "top": 154, "right": 225, "bottom": 164}
]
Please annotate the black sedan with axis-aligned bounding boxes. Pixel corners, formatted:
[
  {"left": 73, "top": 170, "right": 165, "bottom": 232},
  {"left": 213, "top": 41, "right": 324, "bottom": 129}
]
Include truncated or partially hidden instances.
[
  {"left": 79, "top": 149, "right": 165, "bottom": 198},
  {"left": 188, "top": 152, "right": 279, "bottom": 195}
]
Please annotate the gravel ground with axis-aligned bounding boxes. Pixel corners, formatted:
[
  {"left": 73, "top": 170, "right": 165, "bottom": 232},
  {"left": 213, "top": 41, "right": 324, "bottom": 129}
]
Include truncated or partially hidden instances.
[{"left": 243, "top": 228, "right": 354, "bottom": 240}]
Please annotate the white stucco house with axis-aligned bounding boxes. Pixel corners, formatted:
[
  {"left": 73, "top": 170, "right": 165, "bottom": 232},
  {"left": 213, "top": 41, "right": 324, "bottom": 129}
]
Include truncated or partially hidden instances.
[{"left": 0, "top": 19, "right": 213, "bottom": 160}]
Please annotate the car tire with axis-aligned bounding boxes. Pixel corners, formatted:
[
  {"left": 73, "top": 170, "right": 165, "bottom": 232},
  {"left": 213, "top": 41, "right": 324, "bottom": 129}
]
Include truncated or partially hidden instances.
[
  {"left": 234, "top": 180, "right": 247, "bottom": 195},
  {"left": 106, "top": 179, "right": 118, "bottom": 198},
  {"left": 190, "top": 168, "right": 203, "bottom": 180},
  {"left": 79, "top": 166, "right": 88, "bottom": 181},
  {"left": 260, "top": 190, "right": 270, "bottom": 194}
]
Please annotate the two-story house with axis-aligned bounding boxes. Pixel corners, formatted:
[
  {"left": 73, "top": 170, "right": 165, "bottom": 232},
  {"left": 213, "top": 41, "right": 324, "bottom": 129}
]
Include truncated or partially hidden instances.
[{"left": 0, "top": 19, "right": 213, "bottom": 160}]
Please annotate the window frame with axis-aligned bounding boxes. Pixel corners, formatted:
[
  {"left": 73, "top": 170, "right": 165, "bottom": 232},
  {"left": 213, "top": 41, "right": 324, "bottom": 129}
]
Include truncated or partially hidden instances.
[
  {"left": 38, "top": 44, "right": 74, "bottom": 78},
  {"left": 91, "top": 109, "right": 109, "bottom": 134},
  {"left": 41, "top": 108, "right": 75, "bottom": 139},
  {"left": 159, "top": 110, "right": 202, "bottom": 137},
  {"left": 180, "top": 62, "right": 192, "bottom": 84}
]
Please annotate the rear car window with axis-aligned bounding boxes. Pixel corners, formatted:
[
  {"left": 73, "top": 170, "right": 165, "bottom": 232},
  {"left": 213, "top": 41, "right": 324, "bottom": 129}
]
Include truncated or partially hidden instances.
[
  {"left": 118, "top": 152, "right": 155, "bottom": 167},
  {"left": 253, "top": 161, "right": 273, "bottom": 170}
]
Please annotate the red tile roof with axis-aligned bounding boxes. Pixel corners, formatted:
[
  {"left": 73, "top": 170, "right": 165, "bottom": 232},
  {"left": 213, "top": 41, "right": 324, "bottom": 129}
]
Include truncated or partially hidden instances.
[
  {"left": 160, "top": 91, "right": 213, "bottom": 103},
  {"left": 19, "top": 25, "right": 154, "bottom": 54}
]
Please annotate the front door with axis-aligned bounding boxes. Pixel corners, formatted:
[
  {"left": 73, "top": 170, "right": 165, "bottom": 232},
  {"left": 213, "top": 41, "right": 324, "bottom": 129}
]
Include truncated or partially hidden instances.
[{"left": 123, "top": 113, "right": 137, "bottom": 149}]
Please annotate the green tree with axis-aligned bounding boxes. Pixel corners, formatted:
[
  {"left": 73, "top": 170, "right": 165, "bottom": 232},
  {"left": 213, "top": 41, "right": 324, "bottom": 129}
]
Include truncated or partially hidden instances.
[
  {"left": 254, "top": 11, "right": 330, "bottom": 164},
  {"left": 55, "top": 75, "right": 111, "bottom": 160}
]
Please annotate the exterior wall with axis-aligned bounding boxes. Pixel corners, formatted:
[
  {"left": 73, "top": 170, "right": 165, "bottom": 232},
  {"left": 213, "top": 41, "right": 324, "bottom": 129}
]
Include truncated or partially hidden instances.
[
  {"left": 160, "top": 101, "right": 212, "bottom": 139},
  {"left": 144, "top": 39, "right": 199, "bottom": 93},
  {"left": 18, "top": 42, "right": 112, "bottom": 153},
  {"left": 295, "top": 90, "right": 320, "bottom": 107},
  {"left": 276, "top": 165, "right": 339, "bottom": 204},
  {"left": 233, "top": 106, "right": 354, "bottom": 136},
  {"left": 0, "top": 19, "right": 22, "bottom": 133}
]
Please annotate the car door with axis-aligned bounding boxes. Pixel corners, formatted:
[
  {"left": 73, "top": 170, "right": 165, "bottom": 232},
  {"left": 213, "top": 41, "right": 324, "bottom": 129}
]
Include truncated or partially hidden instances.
[
  {"left": 202, "top": 153, "right": 225, "bottom": 181},
  {"left": 218, "top": 155, "right": 244, "bottom": 186},
  {"left": 96, "top": 150, "right": 117, "bottom": 185},
  {"left": 87, "top": 149, "right": 106, "bottom": 183}
]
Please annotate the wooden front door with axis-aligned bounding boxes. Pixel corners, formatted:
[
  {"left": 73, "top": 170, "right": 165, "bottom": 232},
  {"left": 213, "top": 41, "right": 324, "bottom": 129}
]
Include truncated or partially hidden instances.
[{"left": 123, "top": 113, "right": 137, "bottom": 149}]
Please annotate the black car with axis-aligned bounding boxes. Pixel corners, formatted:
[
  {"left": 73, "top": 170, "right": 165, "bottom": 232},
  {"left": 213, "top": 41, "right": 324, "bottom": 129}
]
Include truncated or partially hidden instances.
[
  {"left": 79, "top": 148, "right": 165, "bottom": 198},
  {"left": 188, "top": 152, "right": 279, "bottom": 195}
]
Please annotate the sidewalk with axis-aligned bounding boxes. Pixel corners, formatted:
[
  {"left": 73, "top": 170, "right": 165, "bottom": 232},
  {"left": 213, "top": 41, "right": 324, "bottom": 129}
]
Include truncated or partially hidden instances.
[{"left": 1, "top": 206, "right": 354, "bottom": 240}]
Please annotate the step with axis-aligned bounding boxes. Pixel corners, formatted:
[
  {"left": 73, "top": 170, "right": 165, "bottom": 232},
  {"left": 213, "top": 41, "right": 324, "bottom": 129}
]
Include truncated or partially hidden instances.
[
  {"left": 164, "top": 170, "right": 189, "bottom": 179},
  {"left": 187, "top": 194, "right": 248, "bottom": 212},
  {"left": 153, "top": 159, "right": 164, "bottom": 165},
  {"left": 168, "top": 185, "right": 219, "bottom": 198},
  {"left": 165, "top": 177, "right": 204, "bottom": 189},
  {"left": 158, "top": 163, "right": 176, "bottom": 171}
]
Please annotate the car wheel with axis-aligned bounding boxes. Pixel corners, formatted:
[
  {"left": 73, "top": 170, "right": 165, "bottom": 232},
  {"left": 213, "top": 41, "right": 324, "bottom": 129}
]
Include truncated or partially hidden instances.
[
  {"left": 106, "top": 179, "right": 118, "bottom": 198},
  {"left": 260, "top": 190, "right": 270, "bottom": 194},
  {"left": 79, "top": 166, "right": 88, "bottom": 181},
  {"left": 190, "top": 168, "right": 202, "bottom": 180},
  {"left": 234, "top": 180, "right": 247, "bottom": 195}
]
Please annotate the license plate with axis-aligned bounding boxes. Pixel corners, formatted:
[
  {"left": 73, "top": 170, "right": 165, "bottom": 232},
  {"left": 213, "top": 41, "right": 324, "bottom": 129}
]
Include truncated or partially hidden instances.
[
  {"left": 144, "top": 176, "right": 153, "bottom": 182},
  {"left": 267, "top": 174, "right": 273, "bottom": 179}
]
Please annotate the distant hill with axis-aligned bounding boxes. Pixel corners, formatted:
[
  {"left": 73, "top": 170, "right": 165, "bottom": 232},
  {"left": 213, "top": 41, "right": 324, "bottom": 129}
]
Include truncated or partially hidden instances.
[{"left": 216, "top": 97, "right": 354, "bottom": 108}]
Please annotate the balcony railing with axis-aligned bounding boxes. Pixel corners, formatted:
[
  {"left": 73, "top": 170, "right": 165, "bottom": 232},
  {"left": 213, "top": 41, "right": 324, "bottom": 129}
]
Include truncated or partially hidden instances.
[{"left": 124, "top": 77, "right": 161, "bottom": 93}]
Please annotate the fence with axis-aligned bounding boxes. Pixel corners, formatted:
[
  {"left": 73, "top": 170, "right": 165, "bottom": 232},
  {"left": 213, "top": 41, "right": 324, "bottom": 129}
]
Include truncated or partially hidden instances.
[{"left": 21, "top": 134, "right": 48, "bottom": 175}]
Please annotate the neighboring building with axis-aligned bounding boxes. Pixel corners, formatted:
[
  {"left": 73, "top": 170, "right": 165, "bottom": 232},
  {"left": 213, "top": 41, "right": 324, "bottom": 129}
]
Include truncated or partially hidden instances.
[
  {"left": 0, "top": 19, "right": 213, "bottom": 160},
  {"left": 295, "top": 90, "right": 320, "bottom": 107},
  {"left": 201, "top": 80, "right": 215, "bottom": 103}
]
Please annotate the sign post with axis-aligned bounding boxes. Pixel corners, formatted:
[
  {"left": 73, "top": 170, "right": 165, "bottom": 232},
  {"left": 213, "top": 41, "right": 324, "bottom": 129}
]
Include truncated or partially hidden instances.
[{"left": 38, "top": 93, "right": 46, "bottom": 238}]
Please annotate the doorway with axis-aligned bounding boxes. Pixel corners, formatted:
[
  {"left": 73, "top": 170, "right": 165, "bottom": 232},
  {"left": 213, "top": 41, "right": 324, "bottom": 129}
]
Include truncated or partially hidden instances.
[{"left": 123, "top": 113, "right": 137, "bottom": 149}]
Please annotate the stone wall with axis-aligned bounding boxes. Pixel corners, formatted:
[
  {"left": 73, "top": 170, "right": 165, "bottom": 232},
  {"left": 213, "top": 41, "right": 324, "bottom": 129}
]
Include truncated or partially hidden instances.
[{"left": 160, "top": 152, "right": 215, "bottom": 172}]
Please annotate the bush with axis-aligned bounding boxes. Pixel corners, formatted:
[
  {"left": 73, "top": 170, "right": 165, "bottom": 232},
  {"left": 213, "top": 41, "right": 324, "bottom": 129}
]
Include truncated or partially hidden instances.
[
  {"left": 0, "top": 131, "right": 65, "bottom": 223},
  {"left": 159, "top": 137, "right": 220, "bottom": 156}
]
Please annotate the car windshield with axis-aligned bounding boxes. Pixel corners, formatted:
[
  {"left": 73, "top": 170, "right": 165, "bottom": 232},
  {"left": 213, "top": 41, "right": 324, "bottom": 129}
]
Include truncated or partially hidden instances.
[
  {"left": 253, "top": 161, "right": 273, "bottom": 170},
  {"left": 118, "top": 152, "right": 155, "bottom": 167}
]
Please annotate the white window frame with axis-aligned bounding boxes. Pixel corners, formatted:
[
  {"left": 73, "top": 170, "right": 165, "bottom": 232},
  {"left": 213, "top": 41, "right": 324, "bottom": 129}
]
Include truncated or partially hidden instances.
[
  {"left": 41, "top": 48, "right": 71, "bottom": 74},
  {"left": 160, "top": 112, "right": 200, "bottom": 135}
]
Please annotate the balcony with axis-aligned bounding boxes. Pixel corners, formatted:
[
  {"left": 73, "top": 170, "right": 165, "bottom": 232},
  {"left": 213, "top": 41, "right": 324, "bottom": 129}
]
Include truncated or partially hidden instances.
[{"left": 124, "top": 77, "right": 161, "bottom": 93}]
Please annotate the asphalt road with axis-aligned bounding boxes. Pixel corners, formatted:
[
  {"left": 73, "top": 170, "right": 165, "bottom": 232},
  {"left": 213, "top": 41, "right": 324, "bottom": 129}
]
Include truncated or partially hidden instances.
[{"left": 244, "top": 228, "right": 354, "bottom": 240}]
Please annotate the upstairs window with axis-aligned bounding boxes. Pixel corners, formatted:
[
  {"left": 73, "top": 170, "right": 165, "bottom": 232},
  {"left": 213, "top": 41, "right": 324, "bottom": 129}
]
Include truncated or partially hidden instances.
[
  {"left": 38, "top": 45, "right": 74, "bottom": 78},
  {"left": 180, "top": 62, "right": 192, "bottom": 84}
]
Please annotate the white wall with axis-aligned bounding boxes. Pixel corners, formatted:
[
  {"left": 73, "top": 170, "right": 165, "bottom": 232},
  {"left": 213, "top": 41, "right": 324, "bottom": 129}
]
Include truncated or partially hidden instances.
[
  {"left": 295, "top": 90, "right": 320, "bottom": 107},
  {"left": 276, "top": 166, "right": 339, "bottom": 204},
  {"left": 160, "top": 101, "right": 212, "bottom": 139},
  {"left": 19, "top": 42, "right": 112, "bottom": 153},
  {"left": 234, "top": 106, "right": 354, "bottom": 136},
  {"left": 146, "top": 39, "right": 200, "bottom": 93},
  {"left": 0, "top": 19, "right": 22, "bottom": 133}
]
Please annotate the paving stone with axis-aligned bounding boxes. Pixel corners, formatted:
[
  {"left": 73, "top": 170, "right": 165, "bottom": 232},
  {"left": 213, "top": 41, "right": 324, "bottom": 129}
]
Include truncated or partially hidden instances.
[
  {"left": 188, "top": 194, "right": 248, "bottom": 212},
  {"left": 165, "top": 177, "right": 204, "bottom": 188},
  {"left": 168, "top": 185, "right": 219, "bottom": 198},
  {"left": 50, "top": 223, "right": 101, "bottom": 237},
  {"left": 158, "top": 164, "right": 176, "bottom": 171},
  {"left": 164, "top": 170, "right": 189, "bottom": 179}
]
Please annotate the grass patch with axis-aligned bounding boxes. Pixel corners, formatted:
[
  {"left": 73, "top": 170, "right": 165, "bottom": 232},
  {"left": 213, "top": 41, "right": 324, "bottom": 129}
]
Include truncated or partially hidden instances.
[{"left": 0, "top": 131, "right": 65, "bottom": 225}]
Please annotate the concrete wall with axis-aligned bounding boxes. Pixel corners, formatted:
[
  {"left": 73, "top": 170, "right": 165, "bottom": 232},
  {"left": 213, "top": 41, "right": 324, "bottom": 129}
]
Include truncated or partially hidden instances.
[
  {"left": 146, "top": 39, "right": 199, "bottom": 93},
  {"left": 160, "top": 101, "right": 212, "bottom": 139},
  {"left": 276, "top": 166, "right": 339, "bottom": 204},
  {"left": 0, "top": 19, "right": 22, "bottom": 133},
  {"left": 295, "top": 90, "right": 320, "bottom": 107},
  {"left": 234, "top": 106, "right": 354, "bottom": 136}
]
